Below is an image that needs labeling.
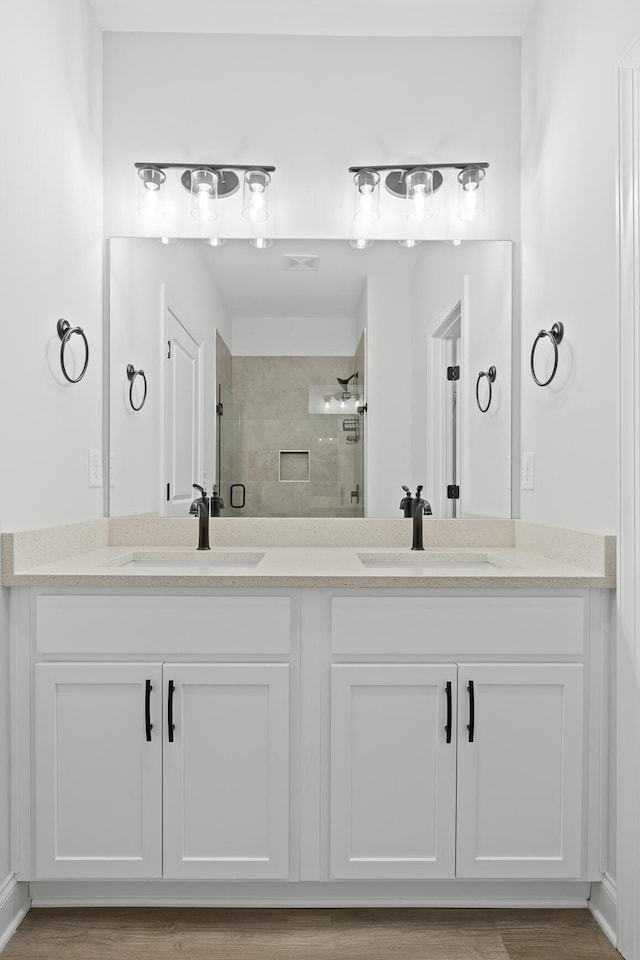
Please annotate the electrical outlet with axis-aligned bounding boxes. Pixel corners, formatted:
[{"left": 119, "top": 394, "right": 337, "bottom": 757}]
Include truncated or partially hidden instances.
[
  {"left": 522, "top": 452, "right": 535, "bottom": 490},
  {"left": 88, "top": 448, "right": 102, "bottom": 488}
]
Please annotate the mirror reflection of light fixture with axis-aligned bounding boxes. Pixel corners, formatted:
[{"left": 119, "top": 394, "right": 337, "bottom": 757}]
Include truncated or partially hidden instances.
[
  {"left": 350, "top": 238, "right": 374, "bottom": 250},
  {"left": 405, "top": 168, "right": 434, "bottom": 222},
  {"left": 137, "top": 165, "right": 166, "bottom": 219},
  {"left": 190, "top": 167, "right": 219, "bottom": 221},
  {"left": 250, "top": 237, "right": 273, "bottom": 249},
  {"left": 202, "top": 237, "right": 226, "bottom": 247},
  {"left": 159, "top": 237, "right": 177, "bottom": 245},
  {"left": 353, "top": 169, "right": 380, "bottom": 224},
  {"left": 349, "top": 162, "right": 488, "bottom": 226},
  {"left": 243, "top": 169, "right": 271, "bottom": 223},
  {"left": 458, "top": 166, "right": 486, "bottom": 221},
  {"left": 398, "top": 238, "right": 422, "bottom": 248}
]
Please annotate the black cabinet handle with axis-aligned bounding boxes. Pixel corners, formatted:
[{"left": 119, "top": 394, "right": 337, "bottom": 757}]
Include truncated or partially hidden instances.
[
  {"left": 168, "top": 680, "right": 175, "bottom": 743},
  {"left": 467, "top": 680, "right": 475, "bottom": 743},
  {"left": 445, "top": 681, "right": 452, "bottom": 744},
  {"left": 145, "top": 679, "right": 153, "bottom": 742}
]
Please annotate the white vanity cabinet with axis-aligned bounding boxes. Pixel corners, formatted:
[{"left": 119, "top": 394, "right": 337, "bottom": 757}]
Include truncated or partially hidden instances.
[
  {"left": 13, "top": 584, "right": 609, "bottom": 899},
  {"left": 25, "top": 590, "right": 296, "bottom": 882}
]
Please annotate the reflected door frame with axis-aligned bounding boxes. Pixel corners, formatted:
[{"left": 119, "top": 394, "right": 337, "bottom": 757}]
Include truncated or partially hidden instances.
[
  {"left": 161, "top": 287, "right": 204, "bottom": 517},
  {"left": 427, "top": 287, "right": 467, "bottom": 519}
]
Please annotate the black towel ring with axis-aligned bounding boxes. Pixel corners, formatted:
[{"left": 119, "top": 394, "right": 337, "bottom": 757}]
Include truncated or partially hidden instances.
[
  {"left": 475, "top": 366, "right": 497, "bottom": 413},
  {"left": 530, "top": 322, "right": 564, "bottom": 387},
  {"left": 127, "top": 364, "right": 148, "bottom": 411},
  {"left": 57, "top": 319, "right": 89, "bottom": 384}
]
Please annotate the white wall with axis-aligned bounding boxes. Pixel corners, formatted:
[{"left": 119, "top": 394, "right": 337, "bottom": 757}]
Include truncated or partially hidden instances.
[
  {"left": 231, "top": 316, "right": 357, "bottom": 356},
  {"left": 0, "top": 0, "right": 102, "bottom": 917},
  {"left": 521, "top": 0, "right": 640, "bottom": 534},
  {"left": 412, "top": 242, "right": 512, "bottom": 518},
  {"left": 109, "top": 239, "right": 230, "bottom": 515},
  {"left": 103, "top": 33, "right": 521, "bottom": 242}
]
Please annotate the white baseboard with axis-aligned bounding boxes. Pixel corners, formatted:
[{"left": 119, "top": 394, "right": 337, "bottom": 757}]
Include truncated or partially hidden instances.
[
  {"left": 0, "top": 875, "right": 30, "bottom": 954},
  {"left": 29, "top": 879, "right": 590, "bottom": 909},
  {"left": 588, "top": 872, "right": 616, "bottom": 947}
]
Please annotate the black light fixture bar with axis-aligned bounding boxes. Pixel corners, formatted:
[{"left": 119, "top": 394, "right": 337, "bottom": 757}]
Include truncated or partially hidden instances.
[
  {"left": 135, "top": 162, "right": 276, "bottom": 172},
  {"left": 349, "top": 162, "right": 489, "bottom": 173}
]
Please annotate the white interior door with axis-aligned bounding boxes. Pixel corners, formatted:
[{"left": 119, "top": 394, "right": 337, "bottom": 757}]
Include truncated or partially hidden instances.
[
  {"left": 35, "top": 663, "right": 163, "bottom": 879},
  {"left": 163, "top": 663, "right": 290, "bottom": 879},
  {"left": 165, "top": 303, "right": 203, "bottom": 515},
  {"left": 456, "top": 662, "right": 584, "bottom": 879},
  {"left": 330, "top": 664, "right": 457, "bottom": 879}
]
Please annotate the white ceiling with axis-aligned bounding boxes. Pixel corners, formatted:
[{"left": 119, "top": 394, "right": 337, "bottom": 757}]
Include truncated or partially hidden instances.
[
  {"left": 200, "top": 239, "right": 421, "bottom": 321},
  {"left": 89, "top": 0, "right": 537, "bottom": 37}
]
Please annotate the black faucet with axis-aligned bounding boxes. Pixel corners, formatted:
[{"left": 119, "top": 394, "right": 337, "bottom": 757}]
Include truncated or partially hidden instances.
[
  {"left": 411, "top": 485, "right": 432, "bottom": 551},
  {"left": 189, "top": 484, "right": 211, "bottom": 550}
]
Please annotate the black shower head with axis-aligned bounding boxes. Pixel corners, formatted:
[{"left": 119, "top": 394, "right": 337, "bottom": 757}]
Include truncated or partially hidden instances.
[{"left": 337, "top": 372, "right": 358, "bottom": 388}]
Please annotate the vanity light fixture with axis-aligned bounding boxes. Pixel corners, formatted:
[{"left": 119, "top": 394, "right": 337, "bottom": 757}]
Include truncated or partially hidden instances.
[
  {"left": 349, "top": 238, "right": 374, "bottom": 250},
  {"left": 202, "top": 237, "right": 226, "bottom": 247},
  {"left": 134, "top": 162, "right": 275, "bottom": 222},
  {"left": 398, "top": 239, "right": 422, "bottom": 248},
  {"left": 349, "top": 162, "right": 489, "bottom": 225},
  {"left": 250, "top": 237, "right": 273, "bottom": 249}
]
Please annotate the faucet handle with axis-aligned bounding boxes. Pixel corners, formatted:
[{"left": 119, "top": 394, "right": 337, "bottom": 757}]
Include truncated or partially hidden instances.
[
  {"left": 192, "top": 483, "right": 207, "bottom": 499},
  {"left": 416, "top": 484, "right": 424, "bottom": 500}
]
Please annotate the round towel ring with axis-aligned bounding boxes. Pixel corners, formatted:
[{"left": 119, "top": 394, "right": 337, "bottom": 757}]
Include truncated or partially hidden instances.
[
  {"left": 530, "top": 322, "right": 564, "bottom": 387},
  {"left": 57, "top": 319, "right": 89, "bottom": 384},
  {"left": 475, "top": 366, "right": 497, "bottom": 413},
  {"left": 127, "top": 364, "right": 148, "bottom": 411}
]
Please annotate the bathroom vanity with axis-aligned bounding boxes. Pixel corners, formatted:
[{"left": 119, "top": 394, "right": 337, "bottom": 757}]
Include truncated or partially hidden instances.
[{"left": 2, "top": 519, "right": 615, "bottom": 907}]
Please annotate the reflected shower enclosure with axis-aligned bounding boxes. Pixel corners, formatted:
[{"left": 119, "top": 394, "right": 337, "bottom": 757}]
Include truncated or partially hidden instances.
[{"left": 216, "top": 334, "right": 365, "bottom": 517}]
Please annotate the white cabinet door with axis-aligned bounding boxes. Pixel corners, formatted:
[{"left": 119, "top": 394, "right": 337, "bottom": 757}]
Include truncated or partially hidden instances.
[
  {"left": 163, "top": 663, "right": 290, "bottom": 879},
  {"left": 330, "top": 664, "right": 457, "bottom": 879},
  {"left": 35, "top": 663, "right": 163, "bottom": 879},
  {"left": 456, "top": 663, "right": 584, "bottom": 879}
]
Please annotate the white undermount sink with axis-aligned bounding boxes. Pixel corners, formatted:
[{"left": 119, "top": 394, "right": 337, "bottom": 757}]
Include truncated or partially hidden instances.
[
  {"left": 357, "top": 551, "right": 511, "bottom": 570},
  {"left": 107, "top": 551, "right": 265, "bottom": 569}
]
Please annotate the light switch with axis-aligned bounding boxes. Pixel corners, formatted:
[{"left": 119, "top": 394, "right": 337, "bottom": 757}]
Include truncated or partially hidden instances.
[
  {"left": 88, "top": 448, "right": 102, "bottom": 488},
  {"left": 522, "top": 452, "right": 535, "bottom": 490}
]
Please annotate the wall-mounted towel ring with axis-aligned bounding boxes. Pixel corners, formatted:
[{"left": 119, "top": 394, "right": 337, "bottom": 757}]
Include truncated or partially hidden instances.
[
  {"left": 530, "top": 322, "right": 564, "bottom": 387},
  {"left": 57, "top": 319, "right": 89, "bottom": 384},
  {"left": 127, "top": 364, "right": 148, "bottom": 411},
  {"left": 475, "top": 366, "right": 497, "bottom": 413}
]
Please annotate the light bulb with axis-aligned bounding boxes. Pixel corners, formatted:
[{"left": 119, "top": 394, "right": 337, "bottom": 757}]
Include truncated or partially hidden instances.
[
  {"left": 243, "top": 169, "right": 271, "bottom": 223},
  {"left": 457, "top": 167, "right": 486, "bottom": 221},
  {"left": 406, "top": 168, "right": 434, "bottom": 223},
  {"left": 137, "top": 166, "right": 166, "bottom": 219},
  {"left": 353, "top": 170, "right": 380, "bottom": 224},
  {"left": 190, "top": 168, "right": 218, "bottom": 221}
]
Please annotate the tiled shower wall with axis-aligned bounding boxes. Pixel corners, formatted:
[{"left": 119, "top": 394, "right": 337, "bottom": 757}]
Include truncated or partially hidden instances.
[{"left": 218, "top": 352, "right": 364, "bottom": 517}]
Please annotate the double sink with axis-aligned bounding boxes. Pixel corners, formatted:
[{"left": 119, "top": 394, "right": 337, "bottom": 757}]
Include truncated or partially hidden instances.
[{"left": 106, "top": 550, "right": 511, "bottom": 572}]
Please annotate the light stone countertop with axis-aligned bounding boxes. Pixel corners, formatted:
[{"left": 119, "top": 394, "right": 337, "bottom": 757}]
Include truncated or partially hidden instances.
[{"left": 1, "top": 531, "right": 616, "bottom": 589}]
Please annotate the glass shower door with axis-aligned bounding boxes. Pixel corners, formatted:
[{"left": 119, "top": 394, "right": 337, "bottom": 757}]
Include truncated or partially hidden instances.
[{"left": 217, "top": 385, "right": 245, "bottom": 514}]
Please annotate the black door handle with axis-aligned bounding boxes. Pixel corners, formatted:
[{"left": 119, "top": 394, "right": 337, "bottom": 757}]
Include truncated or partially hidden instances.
[
  {"left": 145, "top": 679, "right": 153, "bottom": 742},
  {"left": 168, "top": 680, "right": 175, "bottom": 742},
  {"left": 445, "top": 681, "right": 452, "bottom": 744},
  {"left": 467, "top": 680, "right": 475, "bottom": 743}
]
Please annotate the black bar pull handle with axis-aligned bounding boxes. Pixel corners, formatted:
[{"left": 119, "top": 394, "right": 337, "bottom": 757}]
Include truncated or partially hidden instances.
[
  {"left": 467, "top": 680, "right": 475, "bottom": 743},
  {"left": 168, "top": 680, "right": 176, "bottom": 742},
  {"left": 445, "top": 681, "right": 453, "bottom": 744},
  {"left": 145, "top": 679, "right": 153, "bottom": 742}
]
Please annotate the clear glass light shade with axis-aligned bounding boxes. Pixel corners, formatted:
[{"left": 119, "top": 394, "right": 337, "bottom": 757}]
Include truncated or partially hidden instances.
[
  {"left": 353, "top": 170, "right": 380, "bottom": 224},
  {"left": 137, "top": 166, "right": 166, "bottom": 219},
  {"left": 405, "top": 168, "right": 434, "bottom": 222},
  {"left": 190, "top": 168, "right": 219, "bottom": 221},
  {"left": 202, "top": 237, "right": 226, "bottom": 247},
  {"left": 398, "top": 238, "right": 422, "bottom": 248},
  {"left": 249, "top": 237, "right": 273, "bottom": 249},
  {"left": 242, "top": 169, "right": 271, "bottom": 223},
  {"left": 458, "top": 167, "right": 486, "bottom": 221},
  {"left": 349, "top": 238, "right": 374, "bottom": 249}
]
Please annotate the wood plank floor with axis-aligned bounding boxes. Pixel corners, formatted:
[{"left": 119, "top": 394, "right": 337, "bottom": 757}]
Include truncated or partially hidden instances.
[{"left": 2, "top": 908, "right": 618, "bottom": 960}]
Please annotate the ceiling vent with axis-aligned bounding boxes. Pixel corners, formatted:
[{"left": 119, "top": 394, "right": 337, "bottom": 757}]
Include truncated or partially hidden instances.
[{"left": 284, "top": 254, "right": 319, "bottom": 271}]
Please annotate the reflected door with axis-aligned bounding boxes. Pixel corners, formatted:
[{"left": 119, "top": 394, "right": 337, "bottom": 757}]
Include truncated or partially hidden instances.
[{"left": 165, "top": 305, "right": 203, "bottom": 516}]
